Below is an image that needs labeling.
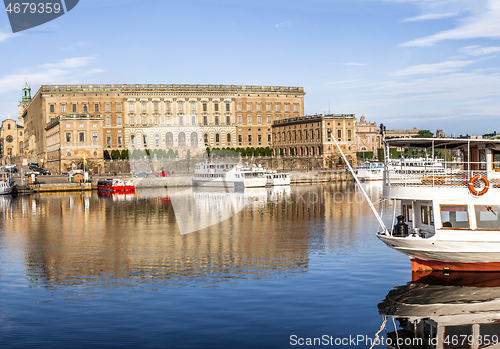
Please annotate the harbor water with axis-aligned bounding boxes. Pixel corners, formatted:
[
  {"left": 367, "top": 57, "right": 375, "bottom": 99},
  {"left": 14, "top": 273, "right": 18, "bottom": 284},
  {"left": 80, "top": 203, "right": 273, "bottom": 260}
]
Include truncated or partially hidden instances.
[{"left": 0, "top": 183, "right": 421, "bottom": 348}]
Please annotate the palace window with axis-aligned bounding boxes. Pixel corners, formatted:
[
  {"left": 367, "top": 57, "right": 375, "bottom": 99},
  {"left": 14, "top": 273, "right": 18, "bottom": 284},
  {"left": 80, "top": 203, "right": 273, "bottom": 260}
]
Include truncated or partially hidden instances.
[
  {"left": 105, "top": 103, "right": 110, "bottom": 112},
  {"left": 275, "top": 103, "right": 280, "bottom": 112},
  {"left": 117, "top": 103, "right": 122, "bottom": 112},
  {"left": 83, "top": 103, "right": 88, "bottom": 112},
  {"left": 166, "top": 102, "right": 171, "bottom": 112},
  {"left": 129, "top": 103, "right": 134, "bottom": 112},
  {"left": 203, "top": 115, "right": 208, "bottom": 125},
  {"left": 117, "top": 116, "right": 122, "bottom": 125},
  {"left": 285, "top": 104, "right": 290, "bottom": 112},
  {"left": 191, "top": 103, "right": 196, "bottom": 111},
  {"left": 237, "top": 115, "right": 242, "bottom": 124},
  {"left": 118, "top": 136, "right": 122, "bottom": 146},
  {"left": 192, "top": 115, "right": 196, "bottom": 124},
  {"left": 61, "top": 104, "right": 66, "bottom": 113},
  {"left": 65, "top": 132, "right": 72, "bottom": 142},
  {"left": 214, "top": 103, "right": 219, "bottom": 112},
  {"left": 204, "top": 134, "right": 208, "bottom": 144},
  {"left": 154, "top": 102, "right": 159, "bottom": 112},
  {"left": 142, "top": 102, "right": 146, "bottom": 112},
  {"left": 92, "top": 132, "right": 98, "bottom": 142},
  {"left": 179, "top": 115, "right": 184, "bottom": 125},
  {"left": 257, "top": 103, "right": 261, "bottom": 111},
  {"left": 178, "top": 102, "right": 183, "bottom": 111},
  {"left": 294, "top": 104, "right": 299, "bottom": 112},
  {"left": 79, "top": 132, "right": 85, "bottom": 142},
  {"left": 226, "top": 103, "right": 230, "bottom": 111},
  {"left": 247, "top": 115, "right": 252, "bottom": 124},
  {"left": 130, "top": 116, "right": 135, "bottom": 125},
  {"left": 106, "top": 136, "right": 111, "bottom": 147},
  {"left": 226, "top": 115, "right": 230, "bottom": 124},
  {"left": 247, "top": 102, "right": 252, "bottom": 111},
  {"left": 238, "top": 135, "right": 242, "bottom": 143},
  {"left": 248, "top": 134, "right": 252, "bottom": 143},
  {"left": 257, "top": 115, "right": 262, "bottom": 124},
  {"left": 216, "top": 133, "right": 220, "bottom": 143},
  {"left": 72, "top": 104, "right": 77, "bottom": 113},
  {"left": 94, "top": 103, "right": 99, "bottom": 112},
  {"left": 106, "top": 116, "right": 111, "bottom": 125},
  {"left": 130, "top": 135, "right": 135, "bottom": 148},
  {"left": 50, "top": 104, "right": 55, "bottom": 113},
  {"left": 227, "top": 133, "right": 231, "bottom": 143},
  {"left": 237, "top": 103, "right": 242, "bottom": 111},
  {"left": 215, "top": 116, "right": 219, "bottom": 125},
  {"left": 203, "top": 103, "right": 207, "bottom": 111},
  {"left": 267, "top": 115, "right": 271, "bottom": 123}
]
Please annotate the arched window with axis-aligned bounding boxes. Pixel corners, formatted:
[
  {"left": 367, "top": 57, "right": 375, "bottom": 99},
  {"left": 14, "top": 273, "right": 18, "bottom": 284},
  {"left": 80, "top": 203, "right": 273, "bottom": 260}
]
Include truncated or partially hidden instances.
[
  {"left": 7, "top": 124, "right": 11, "bottom": 130},
  {"left": 166, "top": 132, "right": 173, "bottom": 146},
  {"left": 155, "top": 134, "right": 160, "bottom": 147},
  {"left": 215, "top": 133, "right": 220, "bottom": 143},
  {"left": 143, "top": 134, "right": 147, "bottom": 147},
  {"left": 19, "top": 141, "right": 23, "bottom": 153},
  {"left": 204, "top": 134, "right": 208, "bottom": 145},
  {"left": 191, "top": 132, "right": 198, "bottom": 147},
  {"left": 131, "top": 135, "right": 135, "bottom": 148},
  {"left": 227, "top": 133, "right": 231, "bottom": 143},
  {"left": 178, "top": 132, "right": 186, "bottom": 146}
]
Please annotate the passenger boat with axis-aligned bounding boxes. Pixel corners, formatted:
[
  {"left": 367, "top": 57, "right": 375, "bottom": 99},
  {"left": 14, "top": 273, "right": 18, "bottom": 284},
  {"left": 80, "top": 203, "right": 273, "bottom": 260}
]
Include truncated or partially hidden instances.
[
  {"left": 97, "top": 178, "right": 135, "bottom": 192},
  {"left": 375, "top": 137, "right": 500, "bottom": 272},
  {"left": 355, "top": 160, "right": 384, "bottom": 181},
  {"left": 265, "top": 170, "right": 290, "bottom": 186},
  {"left": 377, "top": 272, "right": 500, "bottom": 349},
  {"left": 192, "top": 161, "right": 267, "bottom": 188},
  {"left": 0, "top": 172, "right": 15, "bottom": 195}
]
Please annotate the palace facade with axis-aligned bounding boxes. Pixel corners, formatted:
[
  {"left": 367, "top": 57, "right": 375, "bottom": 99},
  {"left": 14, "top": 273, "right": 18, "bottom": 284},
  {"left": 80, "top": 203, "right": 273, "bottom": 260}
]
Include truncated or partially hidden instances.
[
  {"left": 271, "top": 114, "right": 357, "bottom": 168},
  {"left": 22, "top": 84, "right": 305, "bottom": 172}
]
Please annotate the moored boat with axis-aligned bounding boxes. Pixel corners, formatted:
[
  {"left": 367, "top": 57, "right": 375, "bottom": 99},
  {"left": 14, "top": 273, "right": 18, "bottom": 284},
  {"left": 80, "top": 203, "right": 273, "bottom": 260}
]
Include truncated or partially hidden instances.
[
  {"left": 97, "top": 179, "right": 135, "bottom": 192},
  {"left": 0, "top": 172, "right": 15, "bottom": 195},
  {"left": 376, "top": 137, "right": 500, "bottom": 272},
  {"left": 192, "top": 161, "right": 267, "bottom": 188},
  {"left": 265, "top": 170, "right": 290, "bottom": 186}
]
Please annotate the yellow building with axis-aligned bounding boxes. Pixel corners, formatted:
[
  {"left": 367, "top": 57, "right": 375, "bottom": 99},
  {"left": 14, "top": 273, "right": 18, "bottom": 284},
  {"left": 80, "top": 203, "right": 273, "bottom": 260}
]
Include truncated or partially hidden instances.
[
  {"left": 22, "top": 84, "right": 305, "bottom": 163},
  {"left": 272, "top": 113, "right": 357, "bottom": 168},
  {"left": 0, "top": 118, "right": 24, "bottom": 158}
]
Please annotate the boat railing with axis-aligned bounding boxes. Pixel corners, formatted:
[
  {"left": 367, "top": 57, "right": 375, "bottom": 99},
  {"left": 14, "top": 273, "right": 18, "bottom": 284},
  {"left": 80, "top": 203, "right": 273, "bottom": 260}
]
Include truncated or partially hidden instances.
[{"left": 384, "top": 161, "right": 500, "bottom": 189}]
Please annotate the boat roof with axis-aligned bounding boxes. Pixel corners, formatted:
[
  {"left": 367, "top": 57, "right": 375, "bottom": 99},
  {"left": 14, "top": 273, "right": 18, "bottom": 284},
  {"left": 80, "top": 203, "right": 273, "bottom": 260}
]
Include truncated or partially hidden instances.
[{"left": 385, "top": 137, "right": 500, "bottom": 150}]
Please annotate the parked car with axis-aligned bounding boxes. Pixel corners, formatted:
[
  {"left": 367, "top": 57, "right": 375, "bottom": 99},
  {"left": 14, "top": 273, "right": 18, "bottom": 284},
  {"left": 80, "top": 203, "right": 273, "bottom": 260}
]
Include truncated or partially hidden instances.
[
  {"left": 28, "top": 163, "right": 38, "bottom": 169},
  {"left": 133, "top": 172, "right": 150, "bottom": 178},
  {"left": 155, "top": 171, "right": 171, "bottom": 177},
  {"left": 30, "top": 167, "right": 50, "bottom": 175},
  {"left": 4, "top": 164, "right": 17, "bottom": 173}
]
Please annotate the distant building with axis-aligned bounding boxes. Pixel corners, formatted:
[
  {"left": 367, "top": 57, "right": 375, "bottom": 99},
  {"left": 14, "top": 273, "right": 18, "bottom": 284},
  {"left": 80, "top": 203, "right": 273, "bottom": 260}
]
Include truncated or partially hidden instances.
[
  {"left": 385, "top": 127, "right": 419, "bottom": 139},
  {"left": 0, "top": 118, "right": 24, "bottom": 158},
  {"left": 22, "top": 84, "right": 305, "bottom": 172},
  {"left": 355, "top": 115, "right": 380, "bottom": 156},
  {"left": 436, "top": 129, "right": 444, "bottom": 138},
  {"left": 272, "top": 113, "right": 357, "bottom": 168}
]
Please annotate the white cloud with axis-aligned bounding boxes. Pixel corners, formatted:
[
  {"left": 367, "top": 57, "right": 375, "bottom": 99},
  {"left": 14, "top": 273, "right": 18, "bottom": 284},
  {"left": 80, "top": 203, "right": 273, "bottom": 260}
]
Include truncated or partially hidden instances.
[
  {"left": 340, "top": 62, "right": 366, "bottom": 66},
  {"left": 400, "top": 0, "right": 500, "bottom": 46},
  {"left": 0, "top": 31, "right": 15, "bottom": 43},
  {"left": 392, "top": 60, "right": 474, "bottom": 76},
  {"left": 401, "top": 11, "right": 459, "bottom": 21},
  {"left": 275, "top": 21, "right": 291, "bottom": 28},
  {"left": 0, "top": 57, "right": 101, "bottom": 94},
  {"left": 460, "top": 45, "right": 500, "bottom": 56}
]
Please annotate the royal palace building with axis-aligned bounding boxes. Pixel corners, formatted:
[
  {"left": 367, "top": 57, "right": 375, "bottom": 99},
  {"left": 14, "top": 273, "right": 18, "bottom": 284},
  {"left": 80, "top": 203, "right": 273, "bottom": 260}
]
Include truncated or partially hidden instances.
[
  {"left": 21, "top": 84, "right": 305, "bottom": 173},
  {"left": 272, "top": 113, "right": 357, "bottom": 168}
]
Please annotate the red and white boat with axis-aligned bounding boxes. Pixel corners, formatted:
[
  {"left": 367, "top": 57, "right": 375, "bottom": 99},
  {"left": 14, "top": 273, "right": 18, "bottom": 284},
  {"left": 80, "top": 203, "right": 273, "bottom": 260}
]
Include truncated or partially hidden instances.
[
  {"left": 97, "top": 179, "right": 135, "bottom": 192},
  {"left": 376, "top": 137, "right": 500, "bottom": 272}
]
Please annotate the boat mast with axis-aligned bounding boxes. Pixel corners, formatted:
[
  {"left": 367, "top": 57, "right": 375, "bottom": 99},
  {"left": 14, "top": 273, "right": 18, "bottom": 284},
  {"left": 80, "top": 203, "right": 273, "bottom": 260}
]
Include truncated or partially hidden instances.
[{"left": 331, "top": 131, "right": 389, "bottom": 234}]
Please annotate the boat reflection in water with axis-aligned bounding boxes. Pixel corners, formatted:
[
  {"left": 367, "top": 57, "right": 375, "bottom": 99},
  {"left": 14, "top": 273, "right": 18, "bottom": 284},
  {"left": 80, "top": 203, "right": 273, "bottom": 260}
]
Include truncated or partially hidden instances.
[
  {"left": 170, "top": 186, "right": 269, "bottom": 235},
  {"left": 378, "top": 272, "right": 500, "bottom": 349}
]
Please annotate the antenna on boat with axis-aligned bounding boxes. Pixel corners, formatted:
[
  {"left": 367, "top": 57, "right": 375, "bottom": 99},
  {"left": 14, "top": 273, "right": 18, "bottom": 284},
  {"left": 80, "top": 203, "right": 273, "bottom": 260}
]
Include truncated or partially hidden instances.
[{"left": 330, "top": 129, "right": 389, "bottom": 235}]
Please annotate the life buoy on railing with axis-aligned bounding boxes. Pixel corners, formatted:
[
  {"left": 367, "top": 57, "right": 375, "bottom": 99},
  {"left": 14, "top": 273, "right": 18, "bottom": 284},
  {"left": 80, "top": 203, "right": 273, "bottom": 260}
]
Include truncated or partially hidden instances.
[{"left": 468, "top": 175, "right": 489, "bottom": 196}]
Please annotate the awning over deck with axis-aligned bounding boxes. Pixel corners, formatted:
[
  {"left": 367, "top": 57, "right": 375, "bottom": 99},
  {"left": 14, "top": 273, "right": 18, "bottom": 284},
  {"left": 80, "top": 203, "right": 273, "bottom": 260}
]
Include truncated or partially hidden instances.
[{"left": 385, "top": 138, "right": 500, "bottom": 150}]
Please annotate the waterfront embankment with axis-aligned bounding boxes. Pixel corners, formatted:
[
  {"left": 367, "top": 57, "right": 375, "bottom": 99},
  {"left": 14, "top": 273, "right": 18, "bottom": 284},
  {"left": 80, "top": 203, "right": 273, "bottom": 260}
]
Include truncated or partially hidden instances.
[{"left": 12, "top": 169, "right": 352, "bottom": 194}]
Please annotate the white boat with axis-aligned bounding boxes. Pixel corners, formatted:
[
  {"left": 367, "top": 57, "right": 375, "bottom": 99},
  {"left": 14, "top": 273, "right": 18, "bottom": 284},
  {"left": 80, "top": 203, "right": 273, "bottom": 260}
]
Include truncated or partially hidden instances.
[
  {"left": 192, "top": 161, "right": 267, "bottom": 188},
  {"left": 355, "top": 160, "right": 384, "bottom": 181},
  {"left": 0, "top": 172, "right": 15, "bottom": 195},
  {"left": 265, "top": 170, "right": 290, "bottom": 186},
  {"left": 378, "top": 272, "right": 500, "bottom": 349},
  {"left": 376, "top": 137, "right": 500, "bottom": 272}
]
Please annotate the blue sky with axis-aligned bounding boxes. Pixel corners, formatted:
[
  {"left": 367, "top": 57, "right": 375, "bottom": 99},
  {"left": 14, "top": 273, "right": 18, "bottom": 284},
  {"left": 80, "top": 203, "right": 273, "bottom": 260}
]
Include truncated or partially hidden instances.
[{"left": 1, "top": 0, "right": 500, "bottom": 136}]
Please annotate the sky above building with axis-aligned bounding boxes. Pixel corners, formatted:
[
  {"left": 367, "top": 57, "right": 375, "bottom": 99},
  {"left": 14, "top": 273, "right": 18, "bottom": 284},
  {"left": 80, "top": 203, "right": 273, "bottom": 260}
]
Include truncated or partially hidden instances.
[{"left": 1, "top": 0, "right": 499, "bottom": 136}]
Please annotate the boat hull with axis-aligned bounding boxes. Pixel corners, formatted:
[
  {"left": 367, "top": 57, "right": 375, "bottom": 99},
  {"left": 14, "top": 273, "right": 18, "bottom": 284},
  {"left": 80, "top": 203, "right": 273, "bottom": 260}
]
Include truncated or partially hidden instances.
[{"left": 378, "top": 234, "right": 500, "bottom": 272}]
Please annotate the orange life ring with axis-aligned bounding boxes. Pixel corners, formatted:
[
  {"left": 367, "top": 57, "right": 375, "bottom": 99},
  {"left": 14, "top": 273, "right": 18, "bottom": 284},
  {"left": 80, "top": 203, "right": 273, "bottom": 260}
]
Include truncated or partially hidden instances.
[{"left": 468, "top": 175, "right": 489, "bottom": 196}]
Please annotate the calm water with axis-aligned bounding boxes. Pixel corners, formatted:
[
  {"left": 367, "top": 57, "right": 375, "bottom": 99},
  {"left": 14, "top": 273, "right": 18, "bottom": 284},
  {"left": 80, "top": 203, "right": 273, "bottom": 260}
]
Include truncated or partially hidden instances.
[{"left": 0, "top": 183, "right": 413, "bottom": 348}]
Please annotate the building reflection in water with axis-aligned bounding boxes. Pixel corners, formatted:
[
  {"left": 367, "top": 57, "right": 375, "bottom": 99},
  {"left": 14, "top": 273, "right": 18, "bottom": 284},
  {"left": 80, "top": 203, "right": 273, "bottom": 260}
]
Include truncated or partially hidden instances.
[
  {"left": 0, "top": 182, "right": 384, "bottom": 288},
  {"left": 378, "top": 272, "right": 500, "bottom": 349}
]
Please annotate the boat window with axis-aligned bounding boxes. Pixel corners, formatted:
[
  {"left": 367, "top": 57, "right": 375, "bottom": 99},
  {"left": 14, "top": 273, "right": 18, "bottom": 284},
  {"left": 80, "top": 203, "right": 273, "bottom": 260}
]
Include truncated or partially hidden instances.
[
  {"left": 480, "top": 323, "right": 500, "bottom": 347},
  {"left": 421, "top": 206, "right": 428, "bottom": 225},
  {"left": 440, "top": 205, "right": 469, "bottom": 229},
  {"left": 475, "top": 205, "right": 500, "bottom": 230},
  {"left": 493, "top": 150, "right": 500, "bottom": 170},
  {"left": 444, "top": 325, "right": 472, "bottom": 349},
  {"left": 407, "top": 205, "right": 413, "bottom": 223},
  {"left": 402, "top": 205, "right": 407, "bottom": 222},
  {"left": 429, "top": 207, "right": 434, "bottom": 225}
]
